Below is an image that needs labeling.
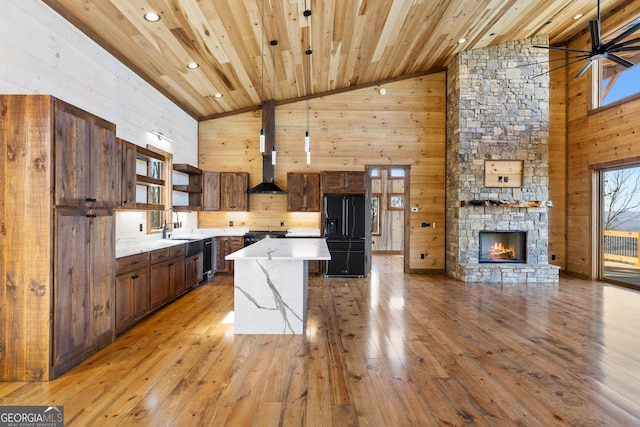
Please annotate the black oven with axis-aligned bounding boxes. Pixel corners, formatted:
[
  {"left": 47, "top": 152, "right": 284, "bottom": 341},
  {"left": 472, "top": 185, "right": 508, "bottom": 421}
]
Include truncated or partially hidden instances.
[{"left": 243, "top": 231, "right": 287, "bottom": 246}]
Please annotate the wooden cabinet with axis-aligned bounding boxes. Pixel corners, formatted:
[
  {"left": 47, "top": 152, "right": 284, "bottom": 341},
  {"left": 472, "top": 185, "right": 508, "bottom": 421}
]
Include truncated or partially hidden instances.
[
  {"left": 321, "top": 171, "right": 366, "bottom": 193},
  {"left": 53, "top": 207, "right": 115, "bottom": 375},
  {"left": 214, "top": 236, "right": 244, "bottom": 273},
  {"left": 115, "top": 252, "right": 150, "bottom": 333},
  {"left": 203, "top": 171, "right": 221, "bottom": 211},
  {"left": 119, "top": 139, "right": 137, "bottom": 209},
  {"left": 220, "top": 172, "right": 249, "bottom": 211},
  {"left": 149, "top": 248, "right": 171, "bottom": 309},
  {"left": 114, "top": 244, "right": 186, "bottom": 334},
  {"left": 287, "top": 172, "right": 320, "bottom": 211},
  {"left": 1, "top": 95, "right": 118, "bottom": 381},
  {"left": 54, "top": 100, "right": 119, "bottom": 208},
  {"left": 186, "top": 253, "right": 204, "bottom": 288},
  {"left": 169, "top": 245, "right": 186, "bottom": 298},
  {"left": 215, "top": 237, "right": 231, "bottom": 273}
]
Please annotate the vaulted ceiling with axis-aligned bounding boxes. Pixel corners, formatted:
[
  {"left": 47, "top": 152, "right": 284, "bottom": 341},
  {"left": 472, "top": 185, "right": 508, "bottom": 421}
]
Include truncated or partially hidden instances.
[{"left": 43, "top": 0, "right": 634, "bottom": 120}]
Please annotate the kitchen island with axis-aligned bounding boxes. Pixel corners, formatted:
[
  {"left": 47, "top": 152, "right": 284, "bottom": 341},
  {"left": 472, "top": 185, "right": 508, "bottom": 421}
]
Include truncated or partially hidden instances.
[{"left": 226, "top": 238, "right": 330, "bottom": 334}]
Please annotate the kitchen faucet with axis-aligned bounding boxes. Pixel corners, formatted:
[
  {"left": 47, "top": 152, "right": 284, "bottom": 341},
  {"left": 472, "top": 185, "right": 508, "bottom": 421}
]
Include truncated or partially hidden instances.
[{"left": 162, "top": 207, "right": 178, "bottom": 239}]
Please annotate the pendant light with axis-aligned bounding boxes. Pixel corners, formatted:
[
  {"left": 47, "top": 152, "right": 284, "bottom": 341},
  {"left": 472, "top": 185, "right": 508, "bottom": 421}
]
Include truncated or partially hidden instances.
[
  {"left": 304, "top": 8, "right": 312, "bottom": 164},
  {"left": 259, "top": 0, "right": 265, "bottom": 153},
  {"left": 270, "top": 39, "right": 278, "bottom": 165}
]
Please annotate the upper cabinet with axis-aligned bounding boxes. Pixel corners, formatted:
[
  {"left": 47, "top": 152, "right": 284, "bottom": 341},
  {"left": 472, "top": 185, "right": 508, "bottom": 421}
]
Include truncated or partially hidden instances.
[
  {"left": 220, "top": 172, "right": 249, "bottom": 211},
  {"left": 119, "top": 139, "right": 137, "bottom": 209},
  {"left": 202, "top": 171, "right": 221, "bottom": 211},
  {"left": 54, "top": 100, "right": 118, "bottom": 208},
  {"left": 287, "top": 172, "right": 320, "bottom": 212},
  {"left": 321, "top": 171, "right": 366, "bottom": 194}
]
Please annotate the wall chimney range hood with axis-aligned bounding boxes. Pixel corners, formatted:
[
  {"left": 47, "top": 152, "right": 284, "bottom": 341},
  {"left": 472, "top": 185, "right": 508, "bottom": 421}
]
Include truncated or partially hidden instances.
[{"left": 248, "top": 99, "right": 286, "bottom": 194}]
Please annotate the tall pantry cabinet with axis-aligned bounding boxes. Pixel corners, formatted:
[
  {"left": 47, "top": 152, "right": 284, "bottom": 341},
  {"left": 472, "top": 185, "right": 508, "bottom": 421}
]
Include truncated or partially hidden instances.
[{"left": 0, "top": 95, "right": 118, "bottom": 381}]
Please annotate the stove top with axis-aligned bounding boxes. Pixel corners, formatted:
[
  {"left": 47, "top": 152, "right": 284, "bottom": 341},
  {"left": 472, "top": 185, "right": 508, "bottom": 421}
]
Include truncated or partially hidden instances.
[{"left": 243, "top": 230, "right": 287, "bottom": 246}]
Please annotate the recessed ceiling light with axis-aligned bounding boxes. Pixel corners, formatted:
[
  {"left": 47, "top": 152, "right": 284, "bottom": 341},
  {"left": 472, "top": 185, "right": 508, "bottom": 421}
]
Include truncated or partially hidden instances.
[
  {"left": 144, "top": 12, "right": 161, "bottom": 22},
  {"left": 214, "top": 93, "right": 223, "bottom": 98},
  {"left": 458, "top": 38, "right": 467, "bottom": 44},
  {"left": 573, "top": 13, "right": 584, "bottom": 20},
  {"left": 187, "top": 62, "right": 199, "bottom": 69}
]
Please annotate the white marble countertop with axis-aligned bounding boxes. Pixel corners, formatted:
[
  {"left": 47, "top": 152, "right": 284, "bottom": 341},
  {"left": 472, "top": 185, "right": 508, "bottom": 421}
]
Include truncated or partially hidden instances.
[
  {"left": 116, "top": 227, "right": 249, "bottom": 258},
  {"left": 116, "top": 228, "right": 322, "bottom": 258},
  {"left": 226, "top": 237, "right": 330, "bottom": 261}
]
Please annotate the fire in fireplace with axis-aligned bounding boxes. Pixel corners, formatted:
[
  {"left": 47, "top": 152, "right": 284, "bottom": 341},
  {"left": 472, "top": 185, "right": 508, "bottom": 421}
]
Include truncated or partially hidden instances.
[{"left": 479, "top": 231, "right": 526, "bottom": 263}]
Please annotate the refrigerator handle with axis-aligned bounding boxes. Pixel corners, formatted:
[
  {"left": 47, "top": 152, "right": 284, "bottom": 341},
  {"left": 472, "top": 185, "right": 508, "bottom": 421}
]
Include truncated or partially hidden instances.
[{"left": 342, "top": 198, "right": 347, "bottom": 236}]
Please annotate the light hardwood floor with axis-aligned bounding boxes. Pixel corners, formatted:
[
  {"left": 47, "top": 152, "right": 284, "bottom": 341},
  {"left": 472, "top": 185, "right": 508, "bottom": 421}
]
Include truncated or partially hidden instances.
[{"left": 2, "top": 255, "right": 640, "bottom": 426}]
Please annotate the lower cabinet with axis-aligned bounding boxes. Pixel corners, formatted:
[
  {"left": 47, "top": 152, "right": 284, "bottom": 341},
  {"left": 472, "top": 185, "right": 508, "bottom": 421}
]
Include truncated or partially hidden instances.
[
  {"left": 169, "top": 245, "right": 186, "bottom": 298},
  {"left": 115, "top": 270, "right": 150, "bottom": 332},
  {"left": 214, "top": 236, "right": 244, "bottom": 273},
  {"left": 115, "top": 243, "right": 187, "bottom": 334},
  {"left": 115, "top": 252, "right": 150, "bottom": 333},
  {"left": 150, "top": 248, "right": 171, "bottom": 309},
  {"left": 186, "top": 252, "right": 204, "bottom": 288}
]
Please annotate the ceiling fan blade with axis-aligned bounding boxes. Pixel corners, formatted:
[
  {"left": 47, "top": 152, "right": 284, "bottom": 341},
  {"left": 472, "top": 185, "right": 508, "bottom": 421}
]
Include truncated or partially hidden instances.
[
  {"left": 529, "top": 56, "right": 594, "bottom": 79},
  {"left": 602, "top": 22, "right": 640, "bottom": 50},
  {"left": 589, "top": 20, "right": 602, "bottom": 51},
  {"left": 575, "top": 59, "right": 594, "bottom": 78},
  {"left": 516, "top": 54, "right": 591, "bottom": 68},
  {"left": 533, "top": 45, "right": 591, "bottom": 54},
  {"left": 609, "top": 46, "right": 640, "bottom": 55},
  {"left": 608, "top": 35, "right": 640, "bottom": 51},
  {"left": 606, "top": 53, "right": 635, "bottom": 68}
]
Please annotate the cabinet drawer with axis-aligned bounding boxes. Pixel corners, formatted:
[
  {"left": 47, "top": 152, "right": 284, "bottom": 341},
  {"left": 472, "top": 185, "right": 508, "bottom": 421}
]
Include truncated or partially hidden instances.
[
  {"left": 230, "top": 236, "right": 244, "bottom": 247},
  {"left": 170, "top": 244, "right": 185, "bottom": 258},
  {"left": 116, "top": 252, "right": 150, "bottom": 275},
  {"left": 150, "top": 248, "right": 170, "bottom": 264}
]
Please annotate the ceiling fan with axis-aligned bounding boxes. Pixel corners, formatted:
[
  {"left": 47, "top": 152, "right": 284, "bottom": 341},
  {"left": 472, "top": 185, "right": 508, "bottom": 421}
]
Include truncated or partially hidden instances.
[{"left": 534, "top": 0, "right": 640, "bottom": 77}]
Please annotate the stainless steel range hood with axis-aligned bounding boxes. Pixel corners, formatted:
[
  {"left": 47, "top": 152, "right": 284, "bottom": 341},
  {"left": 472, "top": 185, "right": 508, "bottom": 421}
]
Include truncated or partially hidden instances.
[{"left": 247, "top": 99, "right": 286, "bottom": 194}]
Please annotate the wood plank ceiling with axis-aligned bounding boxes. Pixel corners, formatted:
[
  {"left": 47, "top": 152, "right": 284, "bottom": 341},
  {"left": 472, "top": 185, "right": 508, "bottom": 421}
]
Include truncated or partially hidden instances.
[{"left": 42, "top": 0, "right": 634, "bottom": 120}]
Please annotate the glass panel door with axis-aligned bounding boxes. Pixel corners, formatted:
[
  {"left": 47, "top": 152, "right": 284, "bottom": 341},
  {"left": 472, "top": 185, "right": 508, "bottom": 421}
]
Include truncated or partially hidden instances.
[{"left": 600, "top": 165, "right": 640, "bottom": 287}]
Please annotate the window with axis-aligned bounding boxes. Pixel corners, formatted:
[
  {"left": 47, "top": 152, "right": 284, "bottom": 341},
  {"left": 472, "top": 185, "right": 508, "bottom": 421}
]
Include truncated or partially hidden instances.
[
  {"left": 594, "top": 17, "right": 640, "bottom": 108},
  {"left": 388, "top": 194, "right": 405, "bottom": 210},
  {"left": 371, "top": 195, "right": 380, "bottom": 235}
]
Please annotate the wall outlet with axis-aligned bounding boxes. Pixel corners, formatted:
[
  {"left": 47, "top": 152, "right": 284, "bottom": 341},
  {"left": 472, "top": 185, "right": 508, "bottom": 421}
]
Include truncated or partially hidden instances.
[
  {"left": 280, "top": 220, "right": 285, "bottom": 227},
  {"left": 139, "top": 224, "right": 143, "bottom": 232},
  {"left": 551, "top": 254, "right": 556, "bottom": 260},
  {"left": 229, "top": 221, "right": 233, "bottom": 226},
  {"left": 420, "top": 253, "right": 425, "bottom": 259},
  {"left": 411, "top": 207, "right": 419, "bottom": 212}
]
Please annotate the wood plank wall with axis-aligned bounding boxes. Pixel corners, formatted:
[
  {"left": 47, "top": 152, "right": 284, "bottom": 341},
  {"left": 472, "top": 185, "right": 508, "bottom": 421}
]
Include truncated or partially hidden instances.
[
  {"left": 0, "top": 96, "right": 53, "bottom": 381},
  {"left": 548, "top": 49, "right": 568, "bottom": 270},
  {"left": 199, "top": 73, "right": 446, "bottom": 271},
  {"left": 565, "top": 2, "right": 640, "bottom": 277}
]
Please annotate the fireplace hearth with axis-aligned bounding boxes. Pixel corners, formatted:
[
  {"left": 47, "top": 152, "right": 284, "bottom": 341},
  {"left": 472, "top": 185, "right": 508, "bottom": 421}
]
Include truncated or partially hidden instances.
[{"left": 479, "top": 231, "right": 526, "bottom": 263}]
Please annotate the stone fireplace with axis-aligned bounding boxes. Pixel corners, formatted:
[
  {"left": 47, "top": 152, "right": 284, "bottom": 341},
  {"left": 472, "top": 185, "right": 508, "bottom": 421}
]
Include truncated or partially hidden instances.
[{"left": 445, "top": 36, "right": 559, "bottom": 283}]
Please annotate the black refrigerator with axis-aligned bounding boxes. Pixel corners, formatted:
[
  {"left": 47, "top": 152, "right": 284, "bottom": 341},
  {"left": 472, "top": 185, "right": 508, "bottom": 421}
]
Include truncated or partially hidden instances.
[{"left": 323, "top": 195, "right": 366, "bottom": 277}]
